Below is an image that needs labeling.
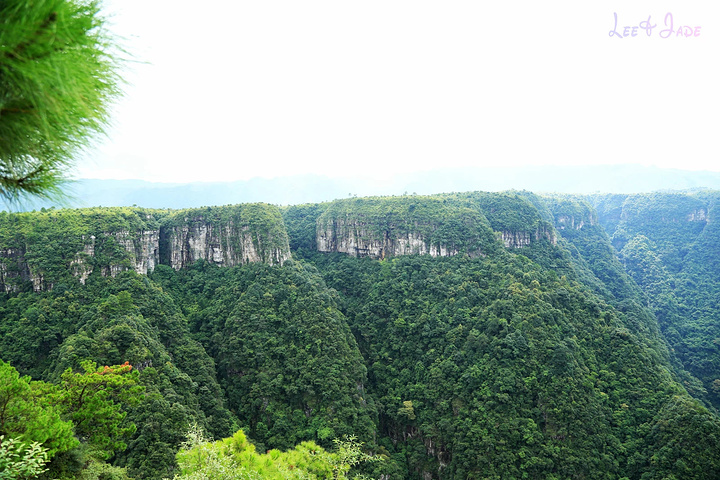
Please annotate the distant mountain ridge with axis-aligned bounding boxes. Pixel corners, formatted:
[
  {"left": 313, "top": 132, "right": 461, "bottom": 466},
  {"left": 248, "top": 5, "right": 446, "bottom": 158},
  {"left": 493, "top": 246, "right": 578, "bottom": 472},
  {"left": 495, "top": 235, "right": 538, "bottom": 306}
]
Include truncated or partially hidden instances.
[{"left": 8, "top": 164, "right": 720, "bottom": 211}]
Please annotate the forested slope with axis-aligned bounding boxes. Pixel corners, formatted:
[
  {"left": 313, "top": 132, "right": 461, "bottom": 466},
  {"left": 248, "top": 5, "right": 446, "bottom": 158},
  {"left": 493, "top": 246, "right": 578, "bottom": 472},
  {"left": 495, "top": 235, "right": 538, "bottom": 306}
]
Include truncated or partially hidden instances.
[
  {"left": 586, "top": 191, "right": 720, "bottom": 409},
  {"left": 284, "top": 194, "right": 720, "bottom": 478},
  {"left": 1, "top": 192, "right": 719, "bottom": 479}
]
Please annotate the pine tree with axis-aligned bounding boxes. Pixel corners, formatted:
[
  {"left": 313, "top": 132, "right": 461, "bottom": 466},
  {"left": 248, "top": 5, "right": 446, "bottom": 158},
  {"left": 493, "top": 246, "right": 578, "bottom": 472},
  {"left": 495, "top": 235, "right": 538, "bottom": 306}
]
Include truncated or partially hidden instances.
[{"left": 0, "top": 0, "right": 122, "bottom": 202}]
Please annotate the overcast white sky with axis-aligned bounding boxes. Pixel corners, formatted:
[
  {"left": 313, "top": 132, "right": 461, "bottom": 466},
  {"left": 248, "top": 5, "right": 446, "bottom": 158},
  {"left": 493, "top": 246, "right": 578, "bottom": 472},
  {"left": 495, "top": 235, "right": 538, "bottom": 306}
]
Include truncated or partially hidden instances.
[{"left": 75, "top": 1, "right": 719, "bottom": 183}]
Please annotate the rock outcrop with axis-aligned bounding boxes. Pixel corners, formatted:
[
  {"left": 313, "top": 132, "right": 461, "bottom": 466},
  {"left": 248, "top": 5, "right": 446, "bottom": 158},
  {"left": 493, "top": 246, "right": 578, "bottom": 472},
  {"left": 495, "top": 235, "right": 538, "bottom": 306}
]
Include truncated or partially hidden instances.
[
  {"left": 317, "top": 220, "right": 460, "bottom": 258},
  {"left": 0, "top": 203, "right": 290, "bottom": 292},
  {"left": 66, "top": 230, "right": 160, "bottom": 285},
  {"left": 0, "top": 247, "right": 31, "bottom": 293},
  {"left": 449, "top": 192, "right": 559, "bottom": 249},
  {"left": 555, "top": 214, "right": 596, "bottom": 231},
  {"left": 69, "top": 235, "right": 95, "bottom": 285},
  {"left": 162, "top": 218, "right": 289, "bottom": 270},
  {"left": 315, "top": 197, "right": 496, "bottom": 259},
  {"left": 499, "top": 225, "right": 557, "bottom": 248},
  {"left": 687, "top": 209, "right": 707, "bottom": 222}
]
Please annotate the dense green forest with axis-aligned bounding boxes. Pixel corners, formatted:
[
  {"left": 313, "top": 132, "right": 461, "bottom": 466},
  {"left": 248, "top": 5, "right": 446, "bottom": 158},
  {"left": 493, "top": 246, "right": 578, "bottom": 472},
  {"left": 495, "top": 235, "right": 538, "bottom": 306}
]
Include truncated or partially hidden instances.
[{"left": 2, "top": 191, "right": 720, "bottom": 479}]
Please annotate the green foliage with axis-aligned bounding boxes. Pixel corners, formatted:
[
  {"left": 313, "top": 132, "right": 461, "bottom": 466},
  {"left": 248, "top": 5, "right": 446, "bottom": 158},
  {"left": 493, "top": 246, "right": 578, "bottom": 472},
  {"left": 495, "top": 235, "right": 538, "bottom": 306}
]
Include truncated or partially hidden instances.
[
  {"left": 40, "top": 442, "right": 134, "bottom": 480},
  {"left": 72, "top": 458, "right": 133, "bottom": 480},
  {"left": 591, "top": 192, "right": 720, "bottom": 410},
  {"left": 57, "top": 360, "right": 142, "bottom": 458},
  {"left": 0, "top": 360, "right": 139, "bottom": 479},
  {"left": 0, "top": 361, "right": 76, "bottom": 458},
  {"left": 0, "top": 0, "right": 122, "bottom": 201},
  {"left": 328, "top": 435, "right": 379, "bottom": 480},
  {"left": 0, "top": 435, "right": 49, "bottom": 479},
  {"left": 308, "top": 211, "right": 720, "bottom": 480},
  {"left": 605, "top": 192, "right": 707, "bottom": 273},
  {"left": 0, "top": 271, "right": 236, "bottom": 479},
  {"left": 151, "top": 261, "right": 377, "bottom": 453},
  {"left": 173, "top": 425, "right": 378, "bottom": 480},
  {"left": 281, "top": 203, "right": 327, "bottom": 257},
  {"left": 310, "top": 253, "right": 679, "bottom": 478},
  {"left": 0, "top": 207, "right": 161, "bottom": 291},
  {"left": 3, "top": 192, "right": 720, "bottom": 479},
  {"left": 541, "top": 196, "right": 667, "bottom": 341},
  {"left": 637, "top": 395, "right": 720, "bottom": 478},
  {"left": 447, "top": 191, "right": 550, "bottom": 235}
]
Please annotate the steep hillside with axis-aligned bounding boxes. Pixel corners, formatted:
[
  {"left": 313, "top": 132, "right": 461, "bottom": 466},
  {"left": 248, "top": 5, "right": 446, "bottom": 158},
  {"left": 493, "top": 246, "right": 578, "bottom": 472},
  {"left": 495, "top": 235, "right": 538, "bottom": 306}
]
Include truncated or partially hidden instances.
[
  {"left": 285, "top": 193, "right": 720, "bottom": 479},
  {"left": 0, "top": 272, "right": 235, "bottom": 479},
  {"left": 588, "top": 191, "right": 720, "bottom": 409},
  {"left": 151, "top": 261, "right": 377, "bottom": 453},
  {"left": 2, "top": 194, "right": 720, "bottom": 479}
]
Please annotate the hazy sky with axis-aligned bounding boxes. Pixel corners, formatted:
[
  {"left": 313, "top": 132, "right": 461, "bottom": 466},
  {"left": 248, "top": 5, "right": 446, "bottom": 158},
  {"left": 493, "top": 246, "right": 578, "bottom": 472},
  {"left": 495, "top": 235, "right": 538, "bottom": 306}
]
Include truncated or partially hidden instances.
[{"left": 76, "top": 1, "right": 719, "bottom": 183}]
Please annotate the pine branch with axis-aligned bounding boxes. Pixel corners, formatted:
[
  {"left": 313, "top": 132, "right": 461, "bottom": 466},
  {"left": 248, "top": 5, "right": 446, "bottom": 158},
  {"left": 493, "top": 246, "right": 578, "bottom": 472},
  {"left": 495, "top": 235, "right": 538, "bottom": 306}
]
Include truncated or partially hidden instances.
[
  {"left": 0, "top": 0, "right": 123, "bottom": 201},
  {"left": 0, "top": 107, "right": 36, "bottom": 114},
  {"left": 3, "top": 11, "right": 58, "bottom": 61}
]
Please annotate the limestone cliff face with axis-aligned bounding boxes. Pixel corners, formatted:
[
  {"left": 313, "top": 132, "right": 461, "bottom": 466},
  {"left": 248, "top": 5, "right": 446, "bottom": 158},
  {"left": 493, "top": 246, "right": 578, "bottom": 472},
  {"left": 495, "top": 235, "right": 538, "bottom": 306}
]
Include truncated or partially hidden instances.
[
  {"left": 0, "top": 204, "right": 290, "bottom": 292},
  {"left": 109, "top": 230, "right": 160, "bottom": 275},
  {"left": 448, "top": 192, "right": 560, "bottom": 250},
  {"left": 135, "top": 230, "right": 161, "bottom": 274},
  {"left": 163, "top": 219, "right": 289, "bottom": 270},
  {"left": 687, "top": 209, "right": 707, "bottom": 222},
  {"left": 0, "top": 247, "right": 31, "bottom": 293},
  {"left": 499, "top": 224, "right": 557, "bottom": 248},
  {"left": 317, "top": 219, "right": 460, "bottom": 258},
  {"left": 68, "top": 230, "right": 161, "bottom": 285},
  {"left": 160, "top": 204, "right": 290, "bottom": 270},
  {"left": 1, "top": 229, "right": 163, "bottom": 292},
  {"left": 555, "top": 213, "right": 597, "bottom": 231},
  {"left": 315, "top": 197, "right": 497, "bottom": 259},
  {"left": 69, "top": 235, "right": 95, "bottom": 285}
]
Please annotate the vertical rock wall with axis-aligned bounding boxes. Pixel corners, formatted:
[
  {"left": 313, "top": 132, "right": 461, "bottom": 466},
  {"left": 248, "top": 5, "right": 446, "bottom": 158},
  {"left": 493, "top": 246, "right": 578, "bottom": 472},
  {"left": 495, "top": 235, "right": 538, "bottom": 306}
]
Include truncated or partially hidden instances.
[
  {"left": 0, "top": 204, "right": 290, "bottom": 292},
  {"left": 162, "top": 219, "right": 289, "bottom": 270},
  {"left": 315, "top": 197, "right": 496, "bottom": 259},
  {"left": 317, "top": 220, "right": 462, "bottom": 258}
]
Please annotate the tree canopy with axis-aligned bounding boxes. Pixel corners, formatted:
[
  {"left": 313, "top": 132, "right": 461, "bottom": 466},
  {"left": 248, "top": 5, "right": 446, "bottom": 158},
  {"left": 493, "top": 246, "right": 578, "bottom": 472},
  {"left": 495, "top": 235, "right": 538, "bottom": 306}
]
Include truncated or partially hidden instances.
[{"left": 2, "top": 192, "right": 720, "bottom": 478}]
